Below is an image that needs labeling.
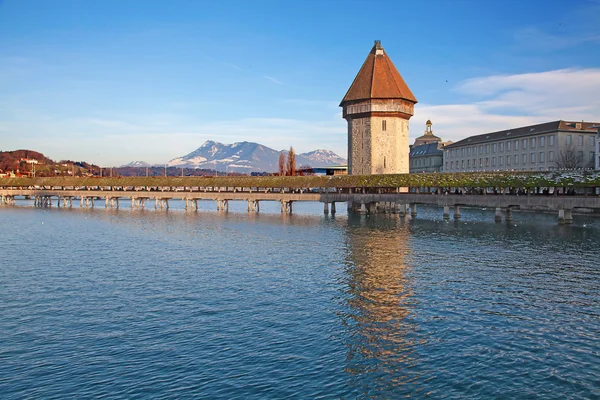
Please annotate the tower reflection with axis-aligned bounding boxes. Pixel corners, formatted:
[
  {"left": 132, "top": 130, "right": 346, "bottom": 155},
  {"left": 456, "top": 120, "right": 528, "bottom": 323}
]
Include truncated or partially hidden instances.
[{"left": 340, "top": 215, "right": 423, "bottom": 395}]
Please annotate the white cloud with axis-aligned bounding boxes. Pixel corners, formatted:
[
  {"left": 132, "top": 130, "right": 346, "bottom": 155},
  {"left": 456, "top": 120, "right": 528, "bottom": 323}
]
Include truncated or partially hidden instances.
[
  {"left": 412, "top": 68, "right": 600, "bottom": 144},
  {"left": 263, "top": 75, "right": 285, "bottom": 85},
  {"left": 3, "top": 69, "right": 599, "bottom": 166}
]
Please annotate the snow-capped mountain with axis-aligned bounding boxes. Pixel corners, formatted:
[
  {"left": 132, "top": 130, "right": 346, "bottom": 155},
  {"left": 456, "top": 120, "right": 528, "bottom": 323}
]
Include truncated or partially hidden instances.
[
  {"left": 165, "top": 140, "right": 346, "bottom": 172},
  {"left": 300, "top": 149, "right": 345, "bottom": 165},
  {"left": 121, "top": 160, "right": 152, "bottom": 167}
]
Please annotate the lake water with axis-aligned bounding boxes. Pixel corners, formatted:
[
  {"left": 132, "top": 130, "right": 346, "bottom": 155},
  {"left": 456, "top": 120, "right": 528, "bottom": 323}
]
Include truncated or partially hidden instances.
[{"left": 1, "top": 200, "right": 599, "bottom": 399}]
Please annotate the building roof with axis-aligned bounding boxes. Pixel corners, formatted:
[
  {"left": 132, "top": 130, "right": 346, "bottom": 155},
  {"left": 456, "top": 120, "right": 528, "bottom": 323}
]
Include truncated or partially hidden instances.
[
  {"left": 445, "top": 120, "right": 600, "bottom": 149},
  {"left": 413, "top": 133, "right": 442, "bottom": 146},
  {"left": 340, "top": 41, "right": 417, "bottom": 106},
  {"left": 410, "top": 142, "right": 443, "bottom": 157}
]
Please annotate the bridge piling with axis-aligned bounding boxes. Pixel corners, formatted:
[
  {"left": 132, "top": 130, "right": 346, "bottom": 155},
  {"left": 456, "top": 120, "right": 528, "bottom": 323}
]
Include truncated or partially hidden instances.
[
  {"left": 360, "top": 202, "right": 367, "bottom": 214},
  {"left": 281, "top": 200, "right": 292, "bottom": 213},
  {"left": 398, "top": 204, "right": 406, "bottom": 216},
  {"left": 454, "top": 205, "right": 461, "bottom": 220},
  {"left": 324, "top": 202, "right": 329, "bottom": 214},
  {"left": 559, "top": 208, "right": 573, "bottom": 224},
  {"left": 558, "top": 208, "right": 565, "bottom": 224},
  {"left": 331, "top": 202, "right": 336, "bottom": 214},
  {"left": 564, "top": 209, "right": 573, "bottom": 224},
  {"left": 505, "top": 208, "right": 512, "bottom": 222},
  {"left": 495, "top": 207, "right": 502, "bottom": 222},
  {"left": 410, "top": 204, "right": 417, "bottom": 218},
  {"left": 443, "top": 206, "right": 450, "bottom": 220}
]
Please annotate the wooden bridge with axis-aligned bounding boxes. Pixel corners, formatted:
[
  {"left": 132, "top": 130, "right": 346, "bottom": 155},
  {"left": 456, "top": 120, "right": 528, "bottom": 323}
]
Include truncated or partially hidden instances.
[{"left": 1, "top": 174, "right": 600, "bottom": 224}]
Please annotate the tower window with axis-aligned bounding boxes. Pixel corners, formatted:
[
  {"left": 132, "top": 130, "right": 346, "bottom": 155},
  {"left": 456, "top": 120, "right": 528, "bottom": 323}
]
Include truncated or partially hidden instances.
[{"left": 382, "top": 120, "right": 387, "bottom": 131}]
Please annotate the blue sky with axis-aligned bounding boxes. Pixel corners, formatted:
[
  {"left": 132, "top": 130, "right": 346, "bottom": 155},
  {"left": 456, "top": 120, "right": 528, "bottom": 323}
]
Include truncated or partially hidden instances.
[{"left": 1, "top": 0, "right": 599, "bottom": 166}]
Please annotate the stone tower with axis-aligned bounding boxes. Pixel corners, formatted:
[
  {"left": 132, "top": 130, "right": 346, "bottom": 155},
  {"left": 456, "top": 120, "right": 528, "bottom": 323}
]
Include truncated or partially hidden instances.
[{"left": 340, "top": 40, "right": 417, "bottom": 175}]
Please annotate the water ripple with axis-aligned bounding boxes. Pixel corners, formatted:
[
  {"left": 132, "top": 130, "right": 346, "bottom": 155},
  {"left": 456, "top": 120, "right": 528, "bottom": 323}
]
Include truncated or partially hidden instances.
[{"left": 0, "top": 204, "right": 598, "bottom": 398}]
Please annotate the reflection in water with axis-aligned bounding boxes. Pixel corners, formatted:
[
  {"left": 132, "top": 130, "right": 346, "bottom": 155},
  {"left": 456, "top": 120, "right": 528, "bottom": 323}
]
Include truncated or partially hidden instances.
[
  {"left": 341, "top": 215, "right": 422, "bottom": 395},
  {"left": 1, "top": 203, "right": 600, "bottom": 398}
]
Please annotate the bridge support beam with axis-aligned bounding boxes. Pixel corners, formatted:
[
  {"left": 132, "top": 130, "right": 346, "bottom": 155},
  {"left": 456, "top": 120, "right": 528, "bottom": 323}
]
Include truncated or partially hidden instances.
[
  {"left": 410, "top": 204, "right": 417, "bottom": 218},
  {"left": 495, "top": 207, "right": 502, "bottom": 222},
  {"left": 558, "top": 208, "right": 565, "bottom": 224},
  {"left": 331, "top": 202, "right": 336, "bottom": 214},
  {"left": 216, "top": 200, "right": 229, "bottom": 211},
  {"left": 81, "top": 197, "right": 93, "bottom": 208},
  {"left": 505, "top": 208, "right": 512, "bottom": 222},
  {"left": 398, "top": 204, "right": 406, "bottom": 216},
  {"left": 443, "top": 206, "right": 450, "bottom": 220},
  {"left": 132, "top": 198, "right": 146, "bottom": 209},
  {"left": 360, "top": 202, "right": 367, "bottom": 214},
  {"left": 558, "top": 208, "right": 573, "bottom": 224},
  {"left": 280, "top": 200, "right": 292, "bottom": 213},
  {"left": 185, "top": 198, "right": 198, "bottom": 211},
  {"left": 564, "top": 209, "right": 573, "bottom": 224},
  {"left": 1, "top": 195, "right": 15, "bottom": 206},
  {"left": 324, "top": 202, "right": 329, "bottom": 214},
  {"left": 247, "top": 199, "right": 259, "bottom": 212},
  {"left": 454, "top": 205, "right": 461, "bottom": 220},
  {"left": 368, "top": 202, "right": 377, "bottom": 214}
]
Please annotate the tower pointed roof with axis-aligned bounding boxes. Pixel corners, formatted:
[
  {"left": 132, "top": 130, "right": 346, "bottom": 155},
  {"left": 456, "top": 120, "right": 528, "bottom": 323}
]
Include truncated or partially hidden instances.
[{"left": 340, "top": 41, "right": 417, "bottom": 106}]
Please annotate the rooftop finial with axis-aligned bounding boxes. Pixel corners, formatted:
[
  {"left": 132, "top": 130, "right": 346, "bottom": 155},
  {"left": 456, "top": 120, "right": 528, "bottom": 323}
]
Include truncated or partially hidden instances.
[{"left": 374, "top": 40, "right": 382, "bottom": 49}]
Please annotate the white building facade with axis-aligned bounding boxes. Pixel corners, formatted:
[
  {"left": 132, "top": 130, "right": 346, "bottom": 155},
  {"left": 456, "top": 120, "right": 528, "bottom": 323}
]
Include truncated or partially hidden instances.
[
  {"left": 593, "top": 125, "right": 600, "bottom": 170},
  {"left": 443, "top": 120, "right": 599, "bottom": 172}
]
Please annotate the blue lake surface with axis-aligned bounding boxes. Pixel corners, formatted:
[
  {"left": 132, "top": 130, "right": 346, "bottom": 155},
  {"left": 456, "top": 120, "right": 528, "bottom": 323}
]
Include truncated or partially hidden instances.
[{"left": 1, "top": 201, "right": 599, "bottom": 399}]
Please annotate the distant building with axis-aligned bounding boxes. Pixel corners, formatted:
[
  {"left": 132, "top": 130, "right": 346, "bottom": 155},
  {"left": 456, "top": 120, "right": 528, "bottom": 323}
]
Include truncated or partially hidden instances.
[
  {"left": 592, "top": 125, "right": 600, "bottom": 169},
  {"left": 410, "top": 143, "right": 444, "bottom": 173},
  {"left": 311, "top": 165, "right": 348, "bottom": 175},
  {"left": 443, "top": 120, "right": 599, "bottom": 172},
  {"left": 409, "top": 120, "right": 451, "bottom": 173},
  {"left": 413, "top": 120, "right": 442, "bottom": 147},
  {"left": 340, "top": 40, "right": 417, "bottom": 175}
]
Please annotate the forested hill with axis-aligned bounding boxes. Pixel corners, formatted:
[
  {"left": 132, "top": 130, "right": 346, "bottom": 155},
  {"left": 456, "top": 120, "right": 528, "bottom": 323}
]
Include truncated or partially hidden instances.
[{"left": 0, "top": 150, "right": 55, "bottom": 172}]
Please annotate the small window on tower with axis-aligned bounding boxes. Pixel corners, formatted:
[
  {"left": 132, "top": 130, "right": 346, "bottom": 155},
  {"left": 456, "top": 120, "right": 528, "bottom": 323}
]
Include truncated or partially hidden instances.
[{"left": 382, "top": 120, "right": 387, "bottom": 131}]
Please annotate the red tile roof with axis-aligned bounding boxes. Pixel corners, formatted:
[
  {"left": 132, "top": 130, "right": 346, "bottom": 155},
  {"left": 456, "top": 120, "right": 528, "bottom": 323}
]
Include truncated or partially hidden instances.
[{"left": 340, "top": 41, "right": 417, "bottom": 105}]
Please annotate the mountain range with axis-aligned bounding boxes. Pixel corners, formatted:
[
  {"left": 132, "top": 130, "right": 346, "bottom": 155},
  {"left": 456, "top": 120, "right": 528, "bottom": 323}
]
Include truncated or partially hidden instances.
[{"left": 124, "top": 141, "right": 346, "bottom": 172}]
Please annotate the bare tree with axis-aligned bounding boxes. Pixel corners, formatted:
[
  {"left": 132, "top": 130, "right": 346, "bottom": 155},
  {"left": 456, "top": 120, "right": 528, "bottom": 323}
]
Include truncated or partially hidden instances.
[
  {"left": 278, "top": 151, "right": 287, "bottom": 176},
  {"left": 553, "top": 144, "right": 585, "bottom": 169},
  {"left": 287, "top": 147, "right": 296, "bottom": 176}
]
